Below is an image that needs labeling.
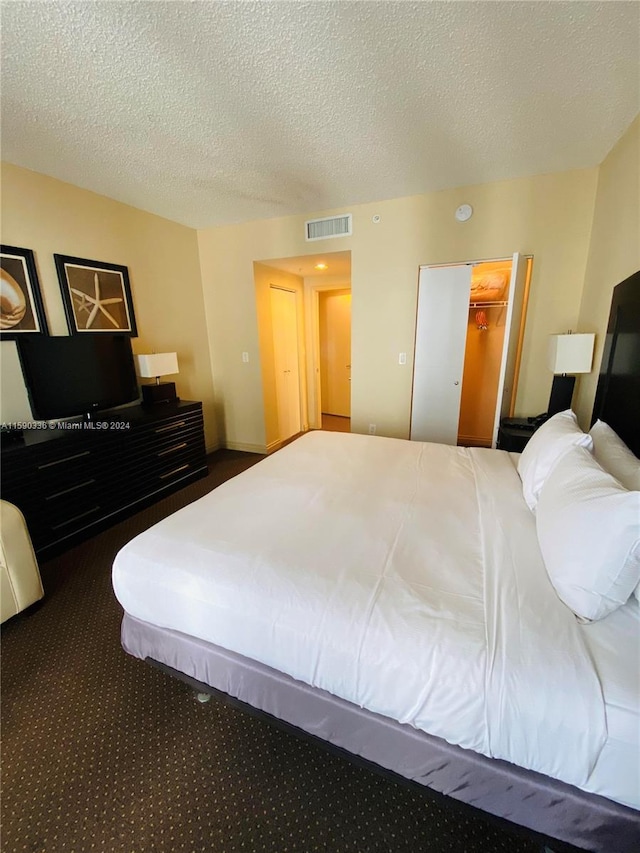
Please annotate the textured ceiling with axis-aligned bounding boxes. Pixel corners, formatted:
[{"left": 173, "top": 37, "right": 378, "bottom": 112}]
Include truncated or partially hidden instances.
[{"left": 1, "top": 1, "right": 638, "bottom": 229}]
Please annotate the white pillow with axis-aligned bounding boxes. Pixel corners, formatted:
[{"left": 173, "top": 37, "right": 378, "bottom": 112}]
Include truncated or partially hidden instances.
[
  {"left": 517, "top": 410, "right": 593, "bottom": 511},
  {"left": 589, "top": 423, "right": 640, "bottom": 603},
  {"left": 536, "top": 446, "right": 640, "bottom": 621},
  {"left": 589, "top": 420, "right": 640, "bottom": 491}
]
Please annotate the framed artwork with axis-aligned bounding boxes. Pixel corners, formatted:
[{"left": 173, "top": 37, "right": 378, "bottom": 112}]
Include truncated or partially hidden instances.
[
  {"left": 54, "top": 254, "right": 138, "bottom": 336},
  {"left": 0, "top": 245, "right": 49, "bottom": 338}
]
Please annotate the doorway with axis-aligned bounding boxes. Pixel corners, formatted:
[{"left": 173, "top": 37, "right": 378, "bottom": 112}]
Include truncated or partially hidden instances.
[
  {"left": 254, "top": 251, "right": 351, "bottom": 450},
  {"left": 318, "top": 288, "right": 351, "bottom": 431}
]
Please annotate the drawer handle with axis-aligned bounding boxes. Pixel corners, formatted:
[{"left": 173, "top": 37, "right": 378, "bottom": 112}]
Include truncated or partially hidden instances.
[
  {"left": 154, "top": 420, "right": 186, "bottom": 434},
  {"left": 159, "top": 464, "right": 189, "bottom": 479},
  {"left": 45, "top": 479, "right": 96, "bottom": 500},
  {"left": 51, "top": 506, "right": 100, "bottom": 529},
  {"left": 157, "top": 442, "right": 187, "bottom": 457},
  {"left": 38, "top": 450, "right": 91, "bottom": 469}
]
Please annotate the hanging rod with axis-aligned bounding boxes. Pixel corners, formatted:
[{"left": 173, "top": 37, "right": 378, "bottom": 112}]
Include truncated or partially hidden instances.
[{"left": 469, "top": 300, "right": 508, "bottom": 308}]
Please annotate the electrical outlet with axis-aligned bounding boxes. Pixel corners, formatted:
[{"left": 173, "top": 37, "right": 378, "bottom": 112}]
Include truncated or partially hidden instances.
[
  {"left": 368, "top": 424, "right": 376, "bottom": 435},
  {"left": 242, "top": 352, "right": 249, "bottom": 363}
]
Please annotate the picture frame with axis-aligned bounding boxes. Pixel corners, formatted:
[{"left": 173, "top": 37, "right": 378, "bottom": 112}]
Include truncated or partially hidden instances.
[
  {"left": 54, "top": 254, "right": 138, "bottom": 336},
  {"left": 0, "top": 245, "right": 49, "bottom": 339}
]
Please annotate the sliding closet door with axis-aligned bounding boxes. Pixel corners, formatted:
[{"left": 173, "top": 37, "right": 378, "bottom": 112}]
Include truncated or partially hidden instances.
[
  {"left": 491, "top": 252, "right": 528, "bottom": 446},
  {"left": 410, "top": 264, "right": 472, "bottom": 444}
]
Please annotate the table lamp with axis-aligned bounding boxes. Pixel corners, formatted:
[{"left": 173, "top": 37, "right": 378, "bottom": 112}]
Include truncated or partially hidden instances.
[
  {"left": 547, "top": 333, "right": 595, "bottom": 416},
  {"left": 135, "top": 352, "right": 179, "bottom": 405}
]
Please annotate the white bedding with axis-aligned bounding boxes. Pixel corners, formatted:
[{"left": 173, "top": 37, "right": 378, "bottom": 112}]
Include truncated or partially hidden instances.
[{"left": 112, "top": 430, "right": 638, "bottom": 807}]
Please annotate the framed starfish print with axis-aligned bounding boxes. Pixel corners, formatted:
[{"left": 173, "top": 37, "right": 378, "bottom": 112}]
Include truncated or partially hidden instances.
[{"left": 54, "top": 255, "right": 138, "bottom": 336}]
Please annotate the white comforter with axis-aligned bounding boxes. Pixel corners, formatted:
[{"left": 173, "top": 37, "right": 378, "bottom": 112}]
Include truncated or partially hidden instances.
[{"left": 113, "top": 431, "right": 607, "bottom": 790}]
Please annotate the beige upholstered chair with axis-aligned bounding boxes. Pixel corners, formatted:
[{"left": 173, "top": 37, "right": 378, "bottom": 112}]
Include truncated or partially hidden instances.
[{"left": 0, "top": 500, "right": 44, "bottom": 623}]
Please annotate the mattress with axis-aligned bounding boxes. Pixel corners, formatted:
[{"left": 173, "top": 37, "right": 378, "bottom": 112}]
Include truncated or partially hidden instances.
[
  {"left": 112, "top": 430, "right": 638, "bottom": 808},
  {"left": 580, "top": 597, "right": 640, "bottom": 808}
]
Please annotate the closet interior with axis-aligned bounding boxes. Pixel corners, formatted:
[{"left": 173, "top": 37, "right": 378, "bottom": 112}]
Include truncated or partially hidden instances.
[{"left": 457, "top": 260, "right": 513, "bottom": 448}]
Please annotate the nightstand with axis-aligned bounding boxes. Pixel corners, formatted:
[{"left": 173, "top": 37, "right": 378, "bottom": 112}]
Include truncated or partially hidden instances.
[{"left": 497, "top": 418, "right": 538, "bottom": 452}]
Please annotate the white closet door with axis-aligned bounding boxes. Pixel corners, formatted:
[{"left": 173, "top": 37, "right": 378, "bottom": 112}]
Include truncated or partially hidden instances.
[
  {"left": 491, "top": 252, "right": 528, "bottom": 447},
  {"left": 270, "top": 287, "right": 301, "bottom": 440},
  {"left": 410, "top": 265, "right": 472, "bottom": 444}
]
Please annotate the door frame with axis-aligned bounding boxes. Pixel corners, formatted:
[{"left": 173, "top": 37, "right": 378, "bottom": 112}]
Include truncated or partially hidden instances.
[
  {"left": 304, "top": 280, "right": 352, "bottom": 429},
  {"left": 269, "top": 284, "right": 303, "bottom": 447}
]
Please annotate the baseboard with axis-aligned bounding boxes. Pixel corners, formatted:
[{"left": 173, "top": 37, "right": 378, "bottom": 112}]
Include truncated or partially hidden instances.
[
  {"left": 225, "top": 429, "right": 309, "bottom": 455},
  {"left": 267, "top": 427, "right": 311, "bottom": 453},
  {"left": 224, "top": 441, "right": 268, "bottom": 454},
  {"left": 205, "top": 442, "right": 221, "bottom": 454},
  {"left": 457, "top": 434, "right": 492, "bottom": 448}
]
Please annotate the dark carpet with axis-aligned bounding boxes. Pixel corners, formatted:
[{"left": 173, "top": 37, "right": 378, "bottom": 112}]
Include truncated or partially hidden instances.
[{"left": 2, "top": 449, "right": 545, "bottom": 853}]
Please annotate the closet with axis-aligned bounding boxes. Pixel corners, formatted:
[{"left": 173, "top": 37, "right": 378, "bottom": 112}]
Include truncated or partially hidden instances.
[{"left": 410, "top": 253, "right": 530, "bottom": 448}]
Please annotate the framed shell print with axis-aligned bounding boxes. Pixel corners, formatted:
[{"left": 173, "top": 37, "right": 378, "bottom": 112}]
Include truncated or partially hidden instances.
[{"left": 0, "top": 245, "right": 49, "bottom": 338}]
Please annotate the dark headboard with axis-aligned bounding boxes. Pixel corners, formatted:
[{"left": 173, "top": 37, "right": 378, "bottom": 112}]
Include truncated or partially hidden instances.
[{"left": 591, "top": 270, "right": 640, "bottom": 458}]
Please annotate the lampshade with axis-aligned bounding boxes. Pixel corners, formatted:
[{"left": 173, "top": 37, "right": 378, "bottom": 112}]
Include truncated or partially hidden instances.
[
  {"left": 135, "top": 352, "right": 179, "bottom": 379},
  {"left": 547, "top": 334, "right": 595, "bottom": 375}
]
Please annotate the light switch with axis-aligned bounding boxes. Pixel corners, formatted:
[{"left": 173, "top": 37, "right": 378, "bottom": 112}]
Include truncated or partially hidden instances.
[
  {"left": 242, "top": 352, "right": 249, "bottom": 363},
  {"left": 399, "top": 352, "right": 407, "bottom": 365}
]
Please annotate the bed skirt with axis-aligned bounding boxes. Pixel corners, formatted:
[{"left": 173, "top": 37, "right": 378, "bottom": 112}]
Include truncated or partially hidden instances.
[{"left": 121, "top": 613, "right": 639, "bottom": 853}]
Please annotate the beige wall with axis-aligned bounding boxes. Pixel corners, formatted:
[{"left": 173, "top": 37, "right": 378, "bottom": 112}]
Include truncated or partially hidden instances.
[
  {"left": 0, "top": 163, "right": 218, "bottom": 449},
  {"left": 574, "top": 116, "right": 640, "bottom": 427},
  {"left": 198, "top": 168, "right": 598, "bottom": 448},
  {"left": 7, "top": 135, "right": 631, "bottom": 455}
]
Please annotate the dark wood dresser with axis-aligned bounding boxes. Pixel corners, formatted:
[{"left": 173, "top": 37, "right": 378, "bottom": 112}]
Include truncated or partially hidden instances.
[{"left": 1, "top": 400, "right": 207, "bottom": 560}]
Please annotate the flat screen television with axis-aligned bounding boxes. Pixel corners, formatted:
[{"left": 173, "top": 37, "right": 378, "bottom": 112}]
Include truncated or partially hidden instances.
[{"left": 17, "top": 335, "right": 139, "bottom": 420}]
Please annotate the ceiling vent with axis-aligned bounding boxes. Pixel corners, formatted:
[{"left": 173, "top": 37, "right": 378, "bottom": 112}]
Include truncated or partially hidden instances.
[{"left": 305, "top": 214, "right": 352, "bottom": 242}]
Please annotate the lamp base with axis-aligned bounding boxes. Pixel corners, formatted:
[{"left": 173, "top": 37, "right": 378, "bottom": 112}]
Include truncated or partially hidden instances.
[
  {"left": 141, "top": 382, "right": 177, "bottom": 405},
  {"left": 548, "top": 375, "right": 576, "bottom": 417}
]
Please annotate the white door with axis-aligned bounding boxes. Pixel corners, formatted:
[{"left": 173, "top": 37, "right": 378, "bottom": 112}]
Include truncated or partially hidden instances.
[
  {"left": 410, "top": 265, "right": 472, "bottom": 444},
  {"left": 491, "top": 252, "right": 528, "bottom": 446},
  {"left": 270, "top": 287, "right": 301, "bottom": 440},
  {"left": 319, "top": 290, "right": 351, "bottom": 417}
]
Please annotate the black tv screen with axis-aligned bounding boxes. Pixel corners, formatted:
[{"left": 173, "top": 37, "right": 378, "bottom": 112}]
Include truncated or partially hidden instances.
[{"left": 18, "top": 335, "right": 139, "bottom": 420}]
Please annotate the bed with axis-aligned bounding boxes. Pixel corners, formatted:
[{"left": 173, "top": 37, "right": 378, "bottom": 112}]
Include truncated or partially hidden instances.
[{"left": 112, "top": 273, "right": 640, "bottom": 853}]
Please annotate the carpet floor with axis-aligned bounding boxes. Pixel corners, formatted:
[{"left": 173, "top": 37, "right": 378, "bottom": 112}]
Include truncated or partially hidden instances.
[{"left": 2, "top": 449, "right": 550, "bottom": 853}]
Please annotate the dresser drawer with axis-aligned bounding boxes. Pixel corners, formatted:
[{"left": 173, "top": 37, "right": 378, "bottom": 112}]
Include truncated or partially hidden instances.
[{"left": 0, "top": 401, "right": 207, "bottom": 558}]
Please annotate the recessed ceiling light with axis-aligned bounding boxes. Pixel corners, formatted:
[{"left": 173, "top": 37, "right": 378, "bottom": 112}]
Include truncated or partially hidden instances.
[{"left": 314, "top": 263, "right": 328, "bottom": 271}]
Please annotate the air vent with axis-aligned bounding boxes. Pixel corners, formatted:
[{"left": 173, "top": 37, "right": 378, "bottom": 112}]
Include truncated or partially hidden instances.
[{"left": 305, "top": 214, "right": 352, "bottom": 242}]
